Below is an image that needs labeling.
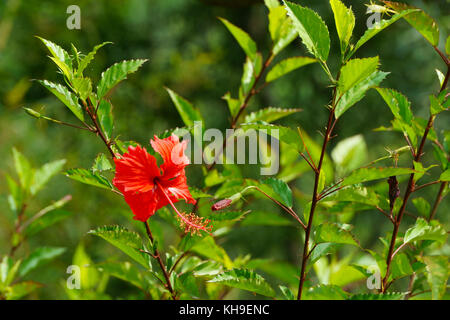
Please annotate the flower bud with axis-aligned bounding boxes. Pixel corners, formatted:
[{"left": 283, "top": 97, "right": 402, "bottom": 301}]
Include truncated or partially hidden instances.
[{"left": 23, "top": 107, "right": 41, "bottom": 119}]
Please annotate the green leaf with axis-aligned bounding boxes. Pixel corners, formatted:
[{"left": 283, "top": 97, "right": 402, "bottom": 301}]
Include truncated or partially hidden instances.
[
  {"left": 309, "top": 243, "right": 338, "bottom": 265},
  {"left": 404, "top": 218, "right": 447, "bottom": 244},
  {"left": 267, "top": 5, "right": 297, "bottom": 55},
  {"left": 303, "top": 284, "right": 348, "bottom": 300},
  {"left": 97, "top": 59, "right": 147, "bottom": 99},
  {"left": 339, "top": 57, "right": 380, "bottom": 94},
  {"left": 77, "top": 42, "right": 112, "bottom": 76},
  {"left": 383, "top": 1, "right": 439, "bottom": 46},
  {"left": 92, "top": 153, "right": 113, "bottom": 172},
  {"left": 209, "top": 268, "right": 276, "bottom": 298},
  {"left": 412, "top": 197, "right": 431, "bottom": 218},
  {"left": 166, "top": 88, "right": 203, "bottom": 128},
  {"left": 440, "top": 169, "right": 450, "bottom": 182},
  {"left": 222, "top": 92, "right": 240, "bottom": 118},
  {"left": 420, "top": 255, "right": 448, "bottom": 300},
  {"left": 24, "top": 209, "right": 72, "bottom": 237},
  {"left": 247, "top": 259, "right": 298, "bottom": 285},
  {"left": 38, "top": 80, "right": 84, "bottom": 121},
  {"left": 446, "top": 36, "right": 450, "bottom": 56},
  {"left": 240, "top": 56, "right": 257, "bottom": 96},
  {"left": 190, "top": 236, "right": 233, "bottom": 269},
  {"left": 430, "top": 94, "right": 447, "bottom": 115},
  {"left": 342, "top": 167, "right": 415, "bottom": 187},
  {"left": 244, "top": 107, "right": 302, "bottom": 123},
  {"left": 329, "top": 0, "right": 355, "bottom": 56},
  {"left": 349, "top": 292, "right": 405, "bottom": 300},
  {"left": 31, "top": 159, "right": 66, "bottom": 195},
  {"left": 64, "top": 168, "right": 113, "bottom": 190},
  {"left": 266, "top": 56, "right": 317, "bottom": 82},
  {"left": 331, "top": 134, "right": 368, "bottom": 176},
  {"left": 262, "top": 177, "right": 293, "bottom": 208},
  {"left": 335, "top": 71, "right": 388, "bottom": 119},
  {"left": 12, "top": 148, "right": 33, "bottom": 192},
  {"left": 88, "top": 225, "right": 149, "bottom": 268},
  {"left": 376, "top": 88, "right": 413, "bottom": 124},
  {"left": 71, "top": 77, "right": 92, "bottom": 101},
  {"left": 37, "top": 37, "right": 72, "bottom": 78},
  {"left": 72, "top": 242, "right": 100, "bottom": 290},
  {"left": 284, "top": 1, "right": 330, "bottom": 61},
  {"left": 315, "top": 222, "right": 359, "bottom": 246},
  {"left": 97, "top": 100, "right": 114, "bottom": 140},
  {"left": 219, "top": 18, "right": 257, "bottom": 61},
  {"left": 241, "top": 123, "right": 302, "bottom": 152},
  {"left": 96, "top": 261, "right": 150, "bottom": 290},
  {"left": 279, "top": 285, "right": 295, "bottom": 300},
  {"left": 5, "top": 281, "right": 43, "bottom": 300},
  {"left": 19, "top": 247, "right": 66, "bottom": 277},
  {"left": 390, "top": 253, "right": 413, "bottom": 280},
  {"left": 347, "top": 9, "right": 417, "bottom": 59}
]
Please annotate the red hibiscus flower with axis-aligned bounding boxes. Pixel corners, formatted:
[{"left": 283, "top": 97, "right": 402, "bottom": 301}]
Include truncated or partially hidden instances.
[{"left": 113, "top": 134, "right": 211, "bottom": 235}]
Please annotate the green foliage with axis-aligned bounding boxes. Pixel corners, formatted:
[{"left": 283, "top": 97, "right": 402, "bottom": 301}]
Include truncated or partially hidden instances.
[
  {"left": 209, "top": 268, "right": 276, "bottom": 297},
  {"left": 284, "top": 1, "right": 330, "bottom": 62}
]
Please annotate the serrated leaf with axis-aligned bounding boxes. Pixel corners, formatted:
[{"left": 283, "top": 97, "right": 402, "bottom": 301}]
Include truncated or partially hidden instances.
[
  {"left": 335, "top": 71, "right": 388, "bottom": 118},
  {"left": 92, "top": 153, "right": 113, "bottom": 172},
  {"left": 279, "top": 285, "right": 295, "bottom": 300},
  {"left": 330, "top": 0, "right": 355, "bottom": 56},
  {"left": 339, "top": 57, "right": 379, "bottom": 94},
  {"left": 71, "top": 77, "right": 92, "bottom": 101},
  {"left": 284, "top": 1, "right": 330, "bottom": 61},
  {"left": 219, "top": 18, "right": 257, "bottom": 61},
  {"left": 376, "top": 88, "right": 413, "bottom": 124},
  {"left": 266, "top": 56, "right": 316, "bottom": 82},
  {"left": 342, "top": 167, "right": 415, "bottom": 187},
  {"left": 241, "top": 123, "right": 302, "bottom": 152},
  {"left": 315, "top": 222, "right": 359, "bottom": 246},
  {"left": 421, "top": 255, "right": 448, "bottom": 300},
  {"left": 244, "top": 107, "right": 301, "bottom": 124},
  {"left": 390, "top": 253, "right": 413, "bottom": 280},
  {"left": 262, "top": 177, "right": 293, "bottom": 208},
  {"left": 65, "top": 168, "right": 113, "bottom": 190},
  {"left": 404, "top": 218, "right": 447, "bottom": 244},
  {"left": 88, "top": 225, "right": 149, "bottom": 268},
  {"left": 38, "top": 80, "right": 84, "bottom": 121},
  {"left": 347, "top": 9, "right": 417, "bottom": 59},
  {"left": 5, "top": 281, "right": 43, "bottom": 300},
  {"left": 209, "top": 268, "right": 276, "bottom": 297},
  {"left": 97, "top": 100, "right": 114, "bottom": 140},
  {"left": 268, "top": 5, "right": 297, "bottom": 55},
  {"left": 191, "top": 236, "right": 233, "bottom": 269},
  {"left": 97, "top": 59, "right": 147, "bottom": 99},
  {"left": 412, "top": 197, "right": 431, "bottom": 218},
  {"left": 77, "top": 42, "right": 112, "bottom": 76},
  {"left": 303, "top": 284, "right": 348, "bottom": 300},
  {"left": 12, "top": 148, "right": 33, "bottom": 192},
  {"left": 24, "top": 209, "right": 72, "bottom": 237},
  {"left": 37, "top": 37, "right": 72, "bottom": 78},
  {"left": 331, "top": 134, "right": 368, "bottom": 176},
  {"left": 19, "top": 247, "right": 66, "bottom": 277},
  {"left": 440, "top": 169, "right": 450, "bottom": 182},
  {"left": 96, "top": 261, "right": 150, "bottom": 290},
  {"left": 383, "top": 1, "right": 439, "bottom": 46},
  {"left": 31, "top": 159, "right": 66, "bottom": 195},
  {"left": 349, "top": 292, "right": 405, "bottom": 300},
  {"left": 166, "top": 88, "right": 203, "bottom": 128}
]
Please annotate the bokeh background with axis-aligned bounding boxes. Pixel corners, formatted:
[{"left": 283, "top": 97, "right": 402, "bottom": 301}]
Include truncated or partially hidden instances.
[{"left": 0, "top": 0, "right": 449, "bottom": 299}]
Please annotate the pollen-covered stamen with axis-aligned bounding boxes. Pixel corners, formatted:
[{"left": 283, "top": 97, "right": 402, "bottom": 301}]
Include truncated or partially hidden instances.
[{"left": 156, "top": 181, "right": 212, "bottom": 235}]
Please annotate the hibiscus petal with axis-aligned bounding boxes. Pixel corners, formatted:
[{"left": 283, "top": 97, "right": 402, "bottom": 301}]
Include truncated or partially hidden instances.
[
  {"left": 150, "top": 134, "right": 190, "bottom": 178},
  {"left": 123, "top": 190, "right": 157, "bottom": 221},
  {"left": 158, "top": 174, "right": 196, "bottom": 205},
  {"left": 113, "top": 145, "right": 160, "bottom": 193}
]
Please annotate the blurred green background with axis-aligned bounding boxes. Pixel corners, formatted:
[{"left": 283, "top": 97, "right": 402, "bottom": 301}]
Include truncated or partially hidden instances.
[{"left": 0, "top": 0, "right": 449, "bottom": 299}]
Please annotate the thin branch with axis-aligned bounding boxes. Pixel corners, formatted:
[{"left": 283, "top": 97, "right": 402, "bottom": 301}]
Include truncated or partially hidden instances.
[{"left": 413, "top": 180, "right": 441, "bottom": 192}]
